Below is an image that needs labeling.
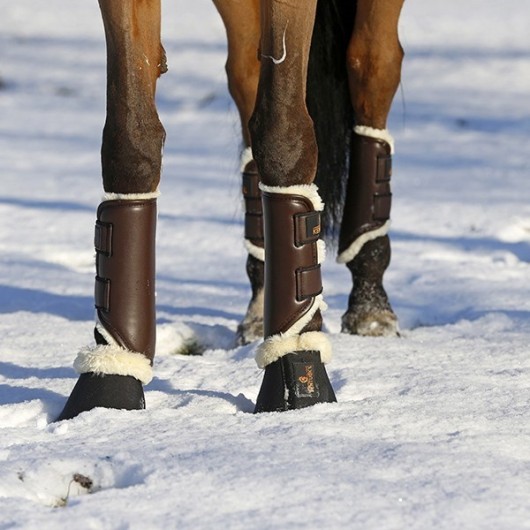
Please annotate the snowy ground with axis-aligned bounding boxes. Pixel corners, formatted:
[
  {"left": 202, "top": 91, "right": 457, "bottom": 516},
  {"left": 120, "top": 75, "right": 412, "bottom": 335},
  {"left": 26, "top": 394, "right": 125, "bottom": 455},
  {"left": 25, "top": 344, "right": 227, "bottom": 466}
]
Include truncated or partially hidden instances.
[{"left": 1, "top": 0, "right": 530, "bottom": 528}]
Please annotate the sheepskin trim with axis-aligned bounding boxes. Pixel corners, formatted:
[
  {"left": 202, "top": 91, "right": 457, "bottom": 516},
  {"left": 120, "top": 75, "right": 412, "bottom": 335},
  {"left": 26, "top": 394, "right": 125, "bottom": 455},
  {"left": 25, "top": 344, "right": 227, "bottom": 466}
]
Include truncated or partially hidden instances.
[
  {"left": 256, "top": 331, "right": 332, "bottom": 369},
  {"left": 73, "top": 344, "right": 153, "bottom": 385},
  {"left": 287, "top": 293, "right": 327, "bottom": 338},
  {"left": 354, "top": 126, "right": 395, "bottom": 154},
  {"left": 336, "top": 221, "right": 390, "bottom": 264},
  {"left": 240, "top": 146, "right": 254, "bottom": 172},
  {"left": 259, "top": 183, "right": 324, "bottom": 212},
  {"left": 102, "top": 189, "right": 160, "bottom": 202},
  {"left": 317, "top": 239, "right": 326, "bottom": 265},
  {"left": 244, "top": 239, "right": 265, "bottom": 262}
]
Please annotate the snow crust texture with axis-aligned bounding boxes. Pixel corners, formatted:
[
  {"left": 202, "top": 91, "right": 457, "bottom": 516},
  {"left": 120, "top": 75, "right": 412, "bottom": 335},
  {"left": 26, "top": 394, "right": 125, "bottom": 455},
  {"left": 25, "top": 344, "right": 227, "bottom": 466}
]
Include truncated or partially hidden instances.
[{"left": 1, "top": 0, "right": 530, "bottom": 528}]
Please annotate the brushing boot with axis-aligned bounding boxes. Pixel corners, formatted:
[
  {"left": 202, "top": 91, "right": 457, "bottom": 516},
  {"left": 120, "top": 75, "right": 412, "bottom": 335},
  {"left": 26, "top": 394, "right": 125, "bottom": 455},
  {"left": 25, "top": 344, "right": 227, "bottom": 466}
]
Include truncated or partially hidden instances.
[
  {"left": 237, "top": 156, "right": 265, "bottom": 344},
  {"left": 57, "top": 196, "right": 157, "bottom": 420},
  {"left": 254, "top": 184, "right": 336, "bottom": 412}
]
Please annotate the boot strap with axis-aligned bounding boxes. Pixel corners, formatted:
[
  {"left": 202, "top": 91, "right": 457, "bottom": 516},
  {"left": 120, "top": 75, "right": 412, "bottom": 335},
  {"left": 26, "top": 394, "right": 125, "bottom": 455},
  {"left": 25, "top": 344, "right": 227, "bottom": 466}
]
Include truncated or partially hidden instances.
[
  {"left": 243, "top": 168, "right": 264, "bottom": 246},
  {"left": 296, "top": 265, "right": 322, "bottom": 300}
]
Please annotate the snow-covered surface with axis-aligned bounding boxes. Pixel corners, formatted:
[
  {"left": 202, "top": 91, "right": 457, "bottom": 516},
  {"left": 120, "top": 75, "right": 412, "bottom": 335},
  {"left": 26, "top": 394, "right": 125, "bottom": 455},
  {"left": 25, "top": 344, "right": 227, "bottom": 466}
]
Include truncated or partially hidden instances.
[{"left": 1, "top": 1, "right": 530, "bottom": 527}]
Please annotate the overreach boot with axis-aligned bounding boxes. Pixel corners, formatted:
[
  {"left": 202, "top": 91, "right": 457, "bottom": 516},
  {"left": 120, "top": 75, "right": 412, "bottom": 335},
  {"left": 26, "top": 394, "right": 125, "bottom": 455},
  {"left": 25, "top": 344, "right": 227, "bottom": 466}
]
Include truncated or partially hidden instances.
[
  {"left": 57, "top": 194, "right": 157, "bottom": 420},
  {"left": 337, "top": 127, "right": 398, "bottom": 336},
  {"left": 254, "top": 184, "right": 336, "bottom": 413},
  {"left": 237, "top": 150, "right": 265, "bottom": 345}
]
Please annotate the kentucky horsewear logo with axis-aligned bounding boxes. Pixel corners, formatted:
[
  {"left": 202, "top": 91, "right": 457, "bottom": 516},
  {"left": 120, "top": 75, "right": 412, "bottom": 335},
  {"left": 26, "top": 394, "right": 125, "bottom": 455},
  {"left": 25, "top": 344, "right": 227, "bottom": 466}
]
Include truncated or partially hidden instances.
[{"left": 292, "top": 361, "right": 320, "bottom": 398}]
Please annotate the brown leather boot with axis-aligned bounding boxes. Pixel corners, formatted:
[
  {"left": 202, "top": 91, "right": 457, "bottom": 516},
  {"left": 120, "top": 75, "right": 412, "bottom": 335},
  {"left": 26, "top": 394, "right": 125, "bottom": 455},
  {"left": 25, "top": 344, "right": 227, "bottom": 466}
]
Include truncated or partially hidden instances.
[
  {"left": 338, "top": 129, "right": 398, "bottom": 336},
  {"left": 254, "top": 184, "right": 336, "bottom": 413},
  {"left": 237, "top": 154, "right": 265, "bottom": 345},
  {"left": 57, "top": 194, "right": 157, "bottom": 420}
]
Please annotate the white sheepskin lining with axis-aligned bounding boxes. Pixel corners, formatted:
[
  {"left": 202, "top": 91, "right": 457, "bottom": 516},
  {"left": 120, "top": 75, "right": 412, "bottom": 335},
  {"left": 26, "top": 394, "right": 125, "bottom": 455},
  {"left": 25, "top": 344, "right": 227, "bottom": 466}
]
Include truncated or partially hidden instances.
[
  {"left": 256, "top": 331, "right": 332, "bottom": 369},
  {"left": 354, "top": 126, "right": 395, "bottom": 154},
  {"left": 244, "top": 239, "right": 265, "bottom": 262},
  {"left": 259, "top": 182, "right": 324, "bottom": 212},
  {"left": 240, "top": 146, "right": 254, "bottom": 172},
  {"left": 336, "top": 220, "right": 391, "bottom": 264},
  {"left": 102, "top": 189, "right": 160, "bottom": 202},
  {"left": 74, "top": 322, "right": 153, "bottom": 384},
  {"left": 73, "top": 344, "right": 153, "bottom": 385}
]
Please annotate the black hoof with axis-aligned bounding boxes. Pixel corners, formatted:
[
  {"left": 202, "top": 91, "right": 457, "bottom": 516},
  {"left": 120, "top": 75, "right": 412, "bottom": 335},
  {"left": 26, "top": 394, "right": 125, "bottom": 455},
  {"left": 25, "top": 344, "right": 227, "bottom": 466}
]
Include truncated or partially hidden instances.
[
  {"left": 56, "top": 372, "right": 145, "bottom": 421},
  {"left": 254, "top": 351, "right": 336, "bottom": 413}
]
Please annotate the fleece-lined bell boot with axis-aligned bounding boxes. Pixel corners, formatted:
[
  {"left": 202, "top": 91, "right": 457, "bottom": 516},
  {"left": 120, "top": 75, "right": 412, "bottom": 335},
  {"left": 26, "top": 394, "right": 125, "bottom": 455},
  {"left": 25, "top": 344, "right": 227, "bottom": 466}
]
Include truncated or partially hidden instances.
[
  {"left": 57, "top": 194, "right": 157, "bottom": 420},
  {"left": 56, "top": 373, "right": 144, "bottom": 421},
  {"left": 254, "top": 184, "right": 336, "bottom": 413},
  {"left": 254, "top": 350, "right": 336, "bottom": 413}
]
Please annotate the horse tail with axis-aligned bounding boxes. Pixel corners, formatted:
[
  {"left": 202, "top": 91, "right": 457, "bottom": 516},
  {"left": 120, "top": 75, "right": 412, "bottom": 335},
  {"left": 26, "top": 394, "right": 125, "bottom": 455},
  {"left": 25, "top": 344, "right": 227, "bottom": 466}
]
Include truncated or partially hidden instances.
[{"left": 308, "top": 0, "right": 356, "bottom": 241}]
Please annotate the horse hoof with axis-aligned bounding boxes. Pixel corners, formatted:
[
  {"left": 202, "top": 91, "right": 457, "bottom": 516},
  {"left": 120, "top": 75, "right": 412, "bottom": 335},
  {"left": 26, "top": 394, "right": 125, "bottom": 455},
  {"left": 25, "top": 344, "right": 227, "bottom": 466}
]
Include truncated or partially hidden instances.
[
  {"left": 254, "top": 350, "right": 337, "bottom": 413},
  {"left": 341, "top": 308, "right": 399, "bottom": 337},
  {"left": 236, "top": 319, "right": 263, "bottom": 346},
  {"left": 56, "top": 372, "right": 145, "bottom": 421}
]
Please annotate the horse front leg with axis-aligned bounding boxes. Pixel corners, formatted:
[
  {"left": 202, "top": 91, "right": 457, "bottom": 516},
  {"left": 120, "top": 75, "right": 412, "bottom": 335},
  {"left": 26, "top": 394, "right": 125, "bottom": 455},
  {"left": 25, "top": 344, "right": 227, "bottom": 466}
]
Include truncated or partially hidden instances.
[
  {"left": 57, "top": 0, "right": 166, "bottom": 420},
  {"left": 213, "top": 0, "right": 265, "bottom": 345},
  {"left": 250, "top": 0, "right": 336, "bottom": 412},
  {"left": 338, "top": 0, "right": 405, "bottom": 337}
]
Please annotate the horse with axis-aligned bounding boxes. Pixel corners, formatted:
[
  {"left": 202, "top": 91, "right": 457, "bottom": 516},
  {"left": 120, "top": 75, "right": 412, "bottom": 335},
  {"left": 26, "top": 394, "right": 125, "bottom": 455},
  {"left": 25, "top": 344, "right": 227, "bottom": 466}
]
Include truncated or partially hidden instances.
[{"left": 57, "top": 0, "right": 405, "bottom": 420}]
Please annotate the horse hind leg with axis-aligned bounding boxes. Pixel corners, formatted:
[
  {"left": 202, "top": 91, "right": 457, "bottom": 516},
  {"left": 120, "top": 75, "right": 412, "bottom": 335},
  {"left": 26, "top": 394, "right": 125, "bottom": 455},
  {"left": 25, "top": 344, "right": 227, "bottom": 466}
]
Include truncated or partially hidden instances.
[
  {"left": 338, "top": 0, "right": 404, "bottom": 337},
  {"left": 57, "top": 0, "right": 166, "bottom": 420},
  {"left": 214, "top": 0, "right": 264, "bottom": 345}
]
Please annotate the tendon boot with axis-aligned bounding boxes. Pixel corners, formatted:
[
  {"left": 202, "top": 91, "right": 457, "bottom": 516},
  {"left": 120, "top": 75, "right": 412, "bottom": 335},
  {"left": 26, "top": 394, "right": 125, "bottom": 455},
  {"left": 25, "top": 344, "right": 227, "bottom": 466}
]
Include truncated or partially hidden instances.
[
  {"left": 237, "top": 149, "right": 265, "bottom": 345},
  {"left": 57, "top": 193, "right": 157, "bottom": 420},
  {"left": 254, "top": 184, "right": 336, "bottom": 413},
  {"left": 337, "top": 128, "right": 398, "bottom": 336}
]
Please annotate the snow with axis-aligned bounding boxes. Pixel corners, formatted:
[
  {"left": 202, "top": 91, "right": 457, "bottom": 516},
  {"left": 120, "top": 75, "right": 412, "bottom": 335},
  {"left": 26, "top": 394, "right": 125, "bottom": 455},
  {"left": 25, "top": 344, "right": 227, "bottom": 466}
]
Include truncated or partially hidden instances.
[{"left": 1, "top": 0, "right": 530, "bottom": 528}]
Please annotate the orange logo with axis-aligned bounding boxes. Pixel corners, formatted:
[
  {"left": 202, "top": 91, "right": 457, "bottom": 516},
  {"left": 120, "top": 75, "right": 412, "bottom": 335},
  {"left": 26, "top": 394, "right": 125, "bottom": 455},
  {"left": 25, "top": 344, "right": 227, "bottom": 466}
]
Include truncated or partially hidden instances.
[{"left": 312, "top": 225, "right": 321, "bottom": 236}]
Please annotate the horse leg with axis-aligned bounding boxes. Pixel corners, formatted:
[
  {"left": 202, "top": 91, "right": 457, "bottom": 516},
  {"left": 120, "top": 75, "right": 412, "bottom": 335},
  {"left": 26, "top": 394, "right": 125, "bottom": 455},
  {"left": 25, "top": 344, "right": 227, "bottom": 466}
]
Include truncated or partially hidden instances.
[
  {"left": 338, "top": 0, "right": 404, "bottom": 337},
  {"left": 250, "top": 0, "right": 336, "bottom": 412},
  {"left": 57, "top": 0, "right": 166, "bottom": 420},
  {"left": 213, "top": 0, "right": 264, "bottom": 345}
]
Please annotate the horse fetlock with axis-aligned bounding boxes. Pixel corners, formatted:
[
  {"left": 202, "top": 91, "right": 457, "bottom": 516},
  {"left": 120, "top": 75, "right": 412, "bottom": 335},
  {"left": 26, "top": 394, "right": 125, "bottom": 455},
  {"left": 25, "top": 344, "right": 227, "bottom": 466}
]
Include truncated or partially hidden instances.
[
  {"left": 236, "top": 287, "right": 264, "bottom": 346},
  {"left": 341, "top": 236, "right": 398, "bottom": 337},
  {"left": 237, "top": 254, "right": 264, "bottom": 345},
  {"left": 342, "top": 280, "right": 399, "bottom": 337}
]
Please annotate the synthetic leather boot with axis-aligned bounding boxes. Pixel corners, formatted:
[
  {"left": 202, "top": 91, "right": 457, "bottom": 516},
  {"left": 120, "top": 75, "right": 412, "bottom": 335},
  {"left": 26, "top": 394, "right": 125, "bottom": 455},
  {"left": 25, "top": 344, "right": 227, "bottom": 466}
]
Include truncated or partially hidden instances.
[
  {"left": 254, "top": 184, "right": 336, "bottom": 412},
  {"left": 337, "top": 129, "right": 398, "bottom": 336},
  {"left": 57, "top": 195, "right": 157, "bottom": 420},
  {"left": 338, "top": 130, "right": 392, "bottom": 260},
  {"left": 237, "top": 153, "right": 265, "bottom": 344}
]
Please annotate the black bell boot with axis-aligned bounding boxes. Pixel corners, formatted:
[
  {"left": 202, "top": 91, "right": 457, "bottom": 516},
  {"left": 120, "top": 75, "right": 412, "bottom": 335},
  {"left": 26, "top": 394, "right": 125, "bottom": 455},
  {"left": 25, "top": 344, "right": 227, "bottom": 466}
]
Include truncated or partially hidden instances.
[
  {"left": 254, "top": 183, "right": 336, "bottom": 413},
  {"left": 56, "top": 194, "right": 157, "bottom": 420},
  {"left": 56, "top": 373, "right": 145, "bottom": 421},
  {"left": 255, "top": 350, "right": 336, "bottom": 413}
]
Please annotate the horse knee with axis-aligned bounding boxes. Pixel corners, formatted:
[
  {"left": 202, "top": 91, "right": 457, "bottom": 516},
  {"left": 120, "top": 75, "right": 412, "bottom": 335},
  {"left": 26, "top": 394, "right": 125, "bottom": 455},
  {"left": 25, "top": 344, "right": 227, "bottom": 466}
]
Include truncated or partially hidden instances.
[
  {"left": 346, "top": 38, "right": 404, "bottom": 128},
  {"left": 249, "top": 104, "right": 318, "bottom": 187},
  {"left": 101, "top": 108, "right": 165, "bottom": 193}
]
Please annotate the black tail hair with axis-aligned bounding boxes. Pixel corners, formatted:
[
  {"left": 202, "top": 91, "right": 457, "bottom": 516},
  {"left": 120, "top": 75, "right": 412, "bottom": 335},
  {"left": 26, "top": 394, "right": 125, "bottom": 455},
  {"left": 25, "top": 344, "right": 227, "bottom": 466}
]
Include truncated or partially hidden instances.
[{"left": 307, "top": 0, "right": 356, "bottom": 242}]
